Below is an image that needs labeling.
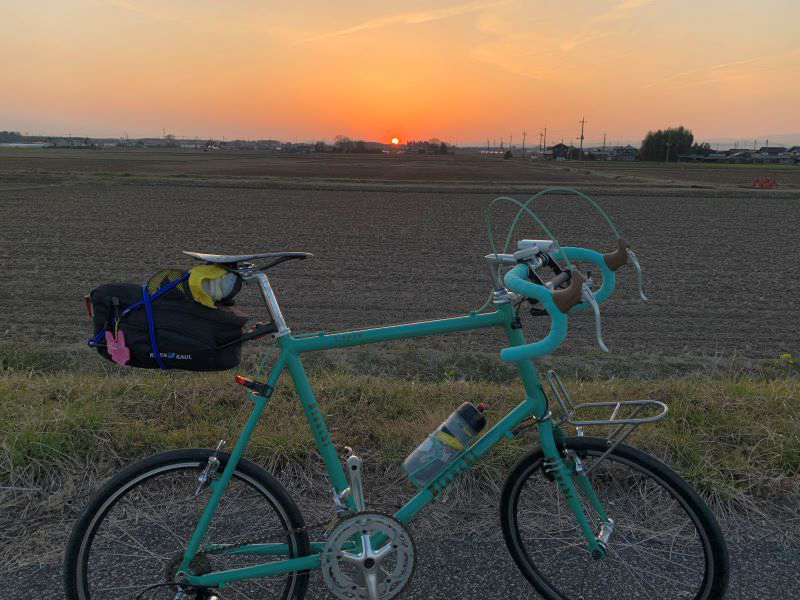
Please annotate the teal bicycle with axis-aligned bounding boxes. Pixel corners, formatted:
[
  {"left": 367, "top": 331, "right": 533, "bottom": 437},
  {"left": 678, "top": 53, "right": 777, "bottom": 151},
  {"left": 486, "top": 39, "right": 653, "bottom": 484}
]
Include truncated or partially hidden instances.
[{"left": 64, "top": 190, "right": 729, "bottom": 599}]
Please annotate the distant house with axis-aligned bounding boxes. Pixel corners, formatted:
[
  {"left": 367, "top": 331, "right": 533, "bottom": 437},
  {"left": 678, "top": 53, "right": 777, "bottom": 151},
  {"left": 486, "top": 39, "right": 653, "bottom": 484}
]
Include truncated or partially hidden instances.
[
  {"left": 724, "top": 151, "right": 753, "bottom": 164},
  {"left": 750, "top": 150, "right": 795, "bottom": 165},
  {"left": 610, "top": 145, "right": 637, "bottom": 160},
  {"left": 758, "top": 146, "right": 787, "bottom": 155},
  {"left": 549, "top": 143, "right": 570, "bottom": 159},
  {"left": 587, "top": 146, "right": 613, "bottom": 160}
]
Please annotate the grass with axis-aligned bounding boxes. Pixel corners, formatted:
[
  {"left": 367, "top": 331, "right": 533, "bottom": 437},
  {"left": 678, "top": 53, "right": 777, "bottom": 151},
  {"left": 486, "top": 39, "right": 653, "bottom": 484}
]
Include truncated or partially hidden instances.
[
  {"left": 1, "top": 356, "right": 798, "bottom": 513},
  {"left": 1, "top": 344, "right": 798, "bottom": 570}
]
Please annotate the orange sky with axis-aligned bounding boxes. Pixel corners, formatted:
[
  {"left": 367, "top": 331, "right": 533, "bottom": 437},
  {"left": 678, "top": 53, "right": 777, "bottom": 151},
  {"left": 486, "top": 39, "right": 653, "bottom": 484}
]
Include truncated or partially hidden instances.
[{"left": 2, "top": 0, "right": 798, "bottom": 145}]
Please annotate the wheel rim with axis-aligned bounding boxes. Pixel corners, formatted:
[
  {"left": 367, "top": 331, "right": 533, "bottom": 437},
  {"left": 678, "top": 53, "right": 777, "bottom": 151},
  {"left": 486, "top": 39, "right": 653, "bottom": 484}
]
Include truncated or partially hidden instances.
[
  {"left": 509, "top": 448, "right": 714, "bottom": 600},
  {"left": 75, "top": 460, "right": 299, "bottom": 599}
]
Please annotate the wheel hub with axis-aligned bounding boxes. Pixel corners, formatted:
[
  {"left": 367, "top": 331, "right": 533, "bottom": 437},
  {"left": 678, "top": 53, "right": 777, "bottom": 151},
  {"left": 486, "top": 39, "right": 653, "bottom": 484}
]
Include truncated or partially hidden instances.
[{"left": 321, "top": 512, "right": 415, "bottom": 600}]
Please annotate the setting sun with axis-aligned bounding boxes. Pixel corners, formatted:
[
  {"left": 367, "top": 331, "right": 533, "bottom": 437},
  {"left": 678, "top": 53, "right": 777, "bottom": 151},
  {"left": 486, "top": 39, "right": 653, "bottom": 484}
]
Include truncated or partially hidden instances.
[{"left": 391, "top": 138, "right": 399, "bottom": 145}]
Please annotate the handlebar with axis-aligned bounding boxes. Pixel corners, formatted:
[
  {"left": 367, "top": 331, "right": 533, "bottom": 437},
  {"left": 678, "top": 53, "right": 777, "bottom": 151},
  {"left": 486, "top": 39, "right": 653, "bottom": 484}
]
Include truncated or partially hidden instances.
[
  {"left": 497, "top": 238, "right": 646, "bottom": 363},
  {"left": 500, "top": 263, "right": 568, "bottom": 362}
]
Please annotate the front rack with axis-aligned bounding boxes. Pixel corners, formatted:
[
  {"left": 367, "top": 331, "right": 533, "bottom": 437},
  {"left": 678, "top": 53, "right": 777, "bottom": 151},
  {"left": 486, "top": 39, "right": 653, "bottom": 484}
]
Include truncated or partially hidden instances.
[{"left": 545, "top": 370, "right": 668, "bottom": 475}]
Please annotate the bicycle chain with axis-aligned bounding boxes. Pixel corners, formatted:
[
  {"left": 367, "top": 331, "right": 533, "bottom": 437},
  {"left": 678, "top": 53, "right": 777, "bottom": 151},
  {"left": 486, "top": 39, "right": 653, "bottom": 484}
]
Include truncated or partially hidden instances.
[
  {"left": 193, "top": 498, "right": 405, "bottom": 561},
  {"left": 194, "top": 513, "right": 340, "bottom": 560}
]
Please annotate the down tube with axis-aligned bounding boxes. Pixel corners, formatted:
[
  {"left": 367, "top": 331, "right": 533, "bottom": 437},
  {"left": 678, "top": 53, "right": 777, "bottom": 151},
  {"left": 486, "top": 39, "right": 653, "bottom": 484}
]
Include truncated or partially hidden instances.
[
  {"left": 282, "top": 347, "right": 351, "bottom": 498},
  {"left": 394, "top": 314, "right": 535, "bottom": 524},
  {"left": 394, "top": 399, "right": 534, "bottom": 524}
]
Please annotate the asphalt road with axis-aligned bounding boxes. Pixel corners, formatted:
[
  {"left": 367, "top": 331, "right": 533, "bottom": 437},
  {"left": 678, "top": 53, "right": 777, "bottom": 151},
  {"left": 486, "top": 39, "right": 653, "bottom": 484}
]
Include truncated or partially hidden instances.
[{"left": 8, "top": 530, "right": 798, "bottom": 599}]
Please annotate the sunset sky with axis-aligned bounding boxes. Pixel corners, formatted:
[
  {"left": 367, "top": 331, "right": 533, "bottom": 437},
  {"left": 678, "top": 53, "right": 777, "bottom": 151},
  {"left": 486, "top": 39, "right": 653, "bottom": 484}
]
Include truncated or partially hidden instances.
[{"left": 2, "top": 0, "right": 798, "bottom": 145}]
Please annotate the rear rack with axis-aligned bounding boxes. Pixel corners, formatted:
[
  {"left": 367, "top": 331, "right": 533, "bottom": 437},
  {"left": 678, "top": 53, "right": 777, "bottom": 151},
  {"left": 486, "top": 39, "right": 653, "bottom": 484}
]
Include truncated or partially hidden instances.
[{"left": 545, "top": 370, "right": 668, "bottom": 474}]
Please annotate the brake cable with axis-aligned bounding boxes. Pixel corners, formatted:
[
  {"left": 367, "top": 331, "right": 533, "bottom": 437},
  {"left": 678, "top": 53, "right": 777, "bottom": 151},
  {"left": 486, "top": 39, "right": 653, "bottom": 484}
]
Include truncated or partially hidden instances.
[{"left": 475, "top": 187, "right": 623, "bottom": 313}]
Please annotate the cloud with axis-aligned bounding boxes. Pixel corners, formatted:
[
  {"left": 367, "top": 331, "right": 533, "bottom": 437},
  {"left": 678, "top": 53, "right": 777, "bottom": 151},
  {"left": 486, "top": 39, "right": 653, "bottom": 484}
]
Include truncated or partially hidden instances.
[
  {"left": 302, "top": 0, "right": 507, "bottom": 43},
  {"left": 89, "top": 0, "right": 185, "bottom": 25},
  {"left": 561, "top": 0, "right": 654, "bottom": 49},
  {"left": 644, "top": 47, "right": 800, "bottom": 90},
  {"left": 472, "top": 0, "right": 654, "bottom": 79}
]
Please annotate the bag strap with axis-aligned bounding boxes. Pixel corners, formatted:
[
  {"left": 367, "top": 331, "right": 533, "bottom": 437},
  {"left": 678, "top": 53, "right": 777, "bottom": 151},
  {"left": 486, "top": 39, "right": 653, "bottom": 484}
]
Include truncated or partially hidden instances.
[
  {"left": 87, "top": 273, "right": 190, "bottom": 352},
  {"left": 141, "top": 283, "right": 166, "bottom": 369}
]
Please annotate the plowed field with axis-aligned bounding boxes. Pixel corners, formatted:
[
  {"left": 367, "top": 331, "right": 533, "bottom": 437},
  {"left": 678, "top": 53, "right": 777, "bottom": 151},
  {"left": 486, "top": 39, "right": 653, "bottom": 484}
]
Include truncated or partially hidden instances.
[{"left": 2, "top": 155, "right": 798, "bottom": 361}]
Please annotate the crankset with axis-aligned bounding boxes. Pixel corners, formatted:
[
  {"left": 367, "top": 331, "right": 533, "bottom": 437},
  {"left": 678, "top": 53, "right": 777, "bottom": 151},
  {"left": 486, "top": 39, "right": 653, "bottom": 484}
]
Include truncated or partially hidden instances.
[{"left": 321, "top": 512, "right": 415, "bottom": 600}]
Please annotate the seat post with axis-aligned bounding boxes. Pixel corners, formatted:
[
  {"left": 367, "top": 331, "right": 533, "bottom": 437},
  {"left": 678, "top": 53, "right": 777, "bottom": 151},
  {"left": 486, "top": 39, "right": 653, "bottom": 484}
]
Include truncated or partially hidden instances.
[{"left": 244, "top": 271, "right": 290, "bottom": 336}]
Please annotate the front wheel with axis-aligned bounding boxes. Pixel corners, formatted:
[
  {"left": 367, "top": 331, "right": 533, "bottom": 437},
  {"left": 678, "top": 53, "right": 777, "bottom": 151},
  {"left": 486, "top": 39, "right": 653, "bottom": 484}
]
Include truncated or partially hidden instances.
[
  {"left": 64, "top": 449, "right": 310, "bottom": 599},
  {"left": 500, "top": 436, "right": 729, "bottom": 600}
]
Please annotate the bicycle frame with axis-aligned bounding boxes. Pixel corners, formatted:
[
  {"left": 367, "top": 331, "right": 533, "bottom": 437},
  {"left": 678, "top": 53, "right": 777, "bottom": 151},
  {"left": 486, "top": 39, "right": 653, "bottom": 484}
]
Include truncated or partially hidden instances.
[{"left": 180, "top": 299, "right": 610, "bottom": 589}]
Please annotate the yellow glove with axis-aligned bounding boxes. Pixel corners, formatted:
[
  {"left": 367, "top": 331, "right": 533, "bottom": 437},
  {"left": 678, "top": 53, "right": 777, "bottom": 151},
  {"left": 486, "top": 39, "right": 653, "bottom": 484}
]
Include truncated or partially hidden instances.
[{"left": 188, "top": 265, "right": 229, "bottom": 308}]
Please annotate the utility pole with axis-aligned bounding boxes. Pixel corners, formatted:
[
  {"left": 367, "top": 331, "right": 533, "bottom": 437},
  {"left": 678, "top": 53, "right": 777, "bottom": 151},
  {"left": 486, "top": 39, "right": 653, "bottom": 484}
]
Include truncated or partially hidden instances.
[
  {"left": 521, "top": 131, "right": 526, "bottom": 157},
  {"left": 487, "top": 139, "right": 490, "bottom": 152},
  {"left": 543, "top": 127, "right": 547, "bottom": 154},
  {"left": 602, "top": 132, "right": 607, "bottom": 159},
  {"left": 665, "top": 140, "right": 671, "bottom": 164},
  {"left": 764, "top": 139, "right": 768, "bottom": 164},
  {"left": 509, "top": 134, "right": 513, "bottom": 152},
  {"left": 578, "top": 117, "right": 586, "bottom": 163}
]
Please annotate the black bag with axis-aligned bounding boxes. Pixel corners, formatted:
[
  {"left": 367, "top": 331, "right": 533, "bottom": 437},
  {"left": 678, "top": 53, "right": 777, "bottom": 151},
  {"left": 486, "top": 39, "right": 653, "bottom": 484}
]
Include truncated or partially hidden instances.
[{"left": 89, "top": 281, "right": 249, "bottom": 371}]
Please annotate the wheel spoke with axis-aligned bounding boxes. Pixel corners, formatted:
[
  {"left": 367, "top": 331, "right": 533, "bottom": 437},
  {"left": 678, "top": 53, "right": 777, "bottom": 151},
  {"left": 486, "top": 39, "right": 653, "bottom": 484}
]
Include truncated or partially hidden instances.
[
  {"left": 66, "top": 454, "right": 307, "bottom": 600},
  {"left": 503, "top": 440, "right": 725, "bottom": 600}
]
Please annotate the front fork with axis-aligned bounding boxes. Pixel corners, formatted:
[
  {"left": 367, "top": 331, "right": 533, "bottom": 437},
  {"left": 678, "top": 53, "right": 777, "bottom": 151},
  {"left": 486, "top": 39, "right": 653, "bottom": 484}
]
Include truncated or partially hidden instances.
[
  {"left": 538, "top": 420, "right": 613, "bottom": 559},
  {"left": 503, "top": 308, "right": 613, "bottom": 560}
]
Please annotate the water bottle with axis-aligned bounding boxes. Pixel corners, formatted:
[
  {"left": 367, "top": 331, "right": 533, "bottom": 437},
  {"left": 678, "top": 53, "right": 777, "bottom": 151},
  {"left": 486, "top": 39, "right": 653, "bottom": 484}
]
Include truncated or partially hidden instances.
[{"left": 402, "top": 402, "right": 486, "bottom": 487}]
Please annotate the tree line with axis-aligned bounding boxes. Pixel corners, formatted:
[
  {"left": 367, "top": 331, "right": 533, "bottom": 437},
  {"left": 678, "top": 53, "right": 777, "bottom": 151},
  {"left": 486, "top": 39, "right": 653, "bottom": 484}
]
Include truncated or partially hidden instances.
[{"left": 639, "top": 126, "right": 710, "bottom": 161}]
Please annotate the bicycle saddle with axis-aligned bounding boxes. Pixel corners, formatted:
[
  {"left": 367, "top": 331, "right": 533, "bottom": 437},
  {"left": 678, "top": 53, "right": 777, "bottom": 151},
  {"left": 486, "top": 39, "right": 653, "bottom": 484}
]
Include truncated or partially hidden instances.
[{"left": 183, "top": 251, "right": 312, "bottom": 264}]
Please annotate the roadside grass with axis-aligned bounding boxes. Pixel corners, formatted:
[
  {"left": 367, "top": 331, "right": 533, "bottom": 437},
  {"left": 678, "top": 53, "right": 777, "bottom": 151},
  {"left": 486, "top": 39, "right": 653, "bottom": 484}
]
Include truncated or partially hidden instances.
[{"left": 1, "top": 358, "right": 797, "bottom": 516}]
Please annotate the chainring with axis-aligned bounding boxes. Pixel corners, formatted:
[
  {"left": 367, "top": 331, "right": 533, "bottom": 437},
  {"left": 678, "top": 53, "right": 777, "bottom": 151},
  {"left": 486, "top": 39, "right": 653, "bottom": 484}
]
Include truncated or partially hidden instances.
[{"left": 321, "top": 512, "right": 415, "bottom": 600}]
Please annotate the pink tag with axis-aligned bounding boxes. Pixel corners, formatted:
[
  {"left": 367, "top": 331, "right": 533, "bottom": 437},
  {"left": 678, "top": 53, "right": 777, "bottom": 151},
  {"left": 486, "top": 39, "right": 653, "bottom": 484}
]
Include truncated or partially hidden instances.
[{"left": 105, "top": 330, "right": 131, "bottom": 366}]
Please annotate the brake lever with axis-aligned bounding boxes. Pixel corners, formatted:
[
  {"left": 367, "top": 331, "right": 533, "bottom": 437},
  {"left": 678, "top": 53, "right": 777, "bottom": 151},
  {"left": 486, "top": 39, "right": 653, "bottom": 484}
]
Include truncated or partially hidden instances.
[
  {"left": 626, "top": 248, "right": 648, "bottom": 302},
  {"left": 581, "top": 275, "right": 609, "bottom": 353}
]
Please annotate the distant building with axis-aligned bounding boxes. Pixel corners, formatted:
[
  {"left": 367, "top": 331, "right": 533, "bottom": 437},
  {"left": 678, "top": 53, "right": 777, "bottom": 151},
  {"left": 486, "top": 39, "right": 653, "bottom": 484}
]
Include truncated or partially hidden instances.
[
  {"left": 586, "top": 146, "right": 612, "bottom": 160},
  {"left": 724, "top": 151, "right": 753, "bottom": 164},
  {"left": 549, "top": 143, "right": 570, "bottom": 159},
  {"left": 609, "top": 145, "right": 638, "bottom": 160},
  {"left": 758, "top": 146, "right": 787, "bottom": 155}
]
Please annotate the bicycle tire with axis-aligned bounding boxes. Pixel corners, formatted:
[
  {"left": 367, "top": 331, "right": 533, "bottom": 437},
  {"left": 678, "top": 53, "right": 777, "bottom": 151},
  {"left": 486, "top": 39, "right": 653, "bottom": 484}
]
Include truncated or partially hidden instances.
[
  {"left": 64, "top": 448, "right": 310, "bottom": 599},
  {"left": 500, "top": 436, "right": 729, "bottom": 600}
]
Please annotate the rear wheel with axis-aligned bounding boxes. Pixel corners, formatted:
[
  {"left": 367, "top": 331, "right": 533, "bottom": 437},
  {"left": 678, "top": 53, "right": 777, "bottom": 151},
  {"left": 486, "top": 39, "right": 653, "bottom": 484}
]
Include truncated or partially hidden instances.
[
  {"left": 64, "top": 449, "right": 310, "bottom": 599},
  {"left": 500, "top": 437, "right": 729, "bottom": 600}
]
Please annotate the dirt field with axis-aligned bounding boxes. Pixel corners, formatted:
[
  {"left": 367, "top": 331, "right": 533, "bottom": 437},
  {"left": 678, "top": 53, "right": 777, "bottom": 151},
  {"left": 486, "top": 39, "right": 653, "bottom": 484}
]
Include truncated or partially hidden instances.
[
  {"left": 1, "top": 150, "right": 798, "bottom": 362},
  {"left": 2, "top": 147, "right": 800, "bottom": 189}
]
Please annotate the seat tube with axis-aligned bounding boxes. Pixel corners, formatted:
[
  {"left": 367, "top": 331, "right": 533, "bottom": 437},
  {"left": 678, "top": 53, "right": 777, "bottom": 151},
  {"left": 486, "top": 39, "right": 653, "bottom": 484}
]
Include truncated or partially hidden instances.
[{"left": 282, "top": 345, "right": 350, "bottom": 498}]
